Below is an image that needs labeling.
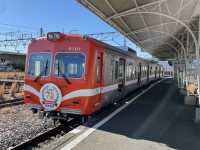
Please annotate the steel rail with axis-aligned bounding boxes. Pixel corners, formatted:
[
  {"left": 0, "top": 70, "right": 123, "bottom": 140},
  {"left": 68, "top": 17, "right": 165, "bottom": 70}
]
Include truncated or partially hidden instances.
[
  {"left": 0, "top": 97, "right": 24, "bottom": 108},
  {"left": 10, "top": 118, "right": 80, "bottom": 150}
]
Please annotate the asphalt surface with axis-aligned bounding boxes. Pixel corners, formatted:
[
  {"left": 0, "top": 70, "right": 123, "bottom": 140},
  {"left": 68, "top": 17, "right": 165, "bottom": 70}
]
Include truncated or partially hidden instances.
[{"left": 70, "top": 79, "right": 200, "bottom": 150}]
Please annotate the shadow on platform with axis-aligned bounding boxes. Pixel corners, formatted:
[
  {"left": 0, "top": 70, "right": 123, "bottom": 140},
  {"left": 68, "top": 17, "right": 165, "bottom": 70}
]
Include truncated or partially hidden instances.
[{"left": 95, "top": 79, "right": 200, "bottom": 150}]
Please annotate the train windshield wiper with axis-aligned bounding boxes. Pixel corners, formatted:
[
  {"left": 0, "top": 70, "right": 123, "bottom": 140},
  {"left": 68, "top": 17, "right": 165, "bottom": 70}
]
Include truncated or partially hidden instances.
[
  {"left": 34, "top": 60, "right": 48, "bottom": 82},
  {"left": 57, "top": 61, "right": 71, "bottom": 84},
  {"left": 62, "top": 73, "right": 71, "bottom": 84}
]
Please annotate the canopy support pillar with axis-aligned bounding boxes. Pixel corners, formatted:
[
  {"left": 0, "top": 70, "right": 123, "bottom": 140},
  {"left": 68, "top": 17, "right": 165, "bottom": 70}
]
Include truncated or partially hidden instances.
[{"left": 195, "top": 16, "right": 200, "bottom": 123}]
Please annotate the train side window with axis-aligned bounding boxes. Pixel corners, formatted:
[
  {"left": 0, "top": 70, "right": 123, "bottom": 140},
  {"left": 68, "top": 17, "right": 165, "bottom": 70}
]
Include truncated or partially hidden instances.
[
  {"left": 139, "top": 63, "right": 142, "bottom": 78},
  {"left": 141, "top": 66, "right": 144, "bottom": 77},
  {"left": 143, "top": 66, "right": 145, "bottom": 77},
  {"left": 126, "top": 63, "right": 132, "bottom": 80},
  {"left": 155, "top": 66, "right": 157, "bottom": 77},
  {"left": 111, "top": 57, "right": 114, "bottom": 82},
  {"left": 136, "top": 66, "right": 138, "bottom": 79},
  {"left": 115, "top": 61, "right": 119, "bottom": 80},
  {"left": 126, "top": 63, "right": 129, "bottom": 79},
  {"left": 131, "top": 64, "right": 134, "bottom": 79},
  {"left": 144, "top": 66, "right": 147, "bottom": 76},
  {"left": 119, "top": 63, "right": 123, "bottom": 78},
  {"left": 135, "top": 67, "right": 137, "bottom": 79},
  {"left": 150, "top": 66, "right": 152, "bottom": 75}
]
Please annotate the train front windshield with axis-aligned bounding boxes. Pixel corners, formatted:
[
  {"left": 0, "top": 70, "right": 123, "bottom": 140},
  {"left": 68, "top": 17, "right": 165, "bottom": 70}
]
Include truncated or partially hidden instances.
[
  {"left": 54, "top": 53, "right": 85, "bottom": 78},
  {"left": 28, "top": 53, "right": 51, "bottom": 76}
]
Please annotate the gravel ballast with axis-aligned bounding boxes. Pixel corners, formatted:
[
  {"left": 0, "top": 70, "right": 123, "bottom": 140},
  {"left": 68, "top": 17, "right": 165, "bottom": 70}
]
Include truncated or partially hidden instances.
[{"left": 0, "top": 104, "right": 55, "bottom": 150}]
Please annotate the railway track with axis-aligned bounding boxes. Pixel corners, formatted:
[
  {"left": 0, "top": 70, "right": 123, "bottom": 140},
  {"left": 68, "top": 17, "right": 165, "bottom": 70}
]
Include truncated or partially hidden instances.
[
  {"left": 10, "top": 118, "right": 81, "bottom": 150},
  {"left": 0, "top": 98, "right": 24, "bottom": 108}
]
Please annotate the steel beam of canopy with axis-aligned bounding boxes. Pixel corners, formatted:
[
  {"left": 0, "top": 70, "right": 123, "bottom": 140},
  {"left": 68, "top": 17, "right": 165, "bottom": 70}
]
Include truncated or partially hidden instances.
[
  {"left": 104, "top": 0, "right": 131, "bottom": 34},
  {"left": 77, "top": 0, "right": 199, "bottom": 60},
  {"left": 78, "top": 0, "right": 140, "bottom": 45},
  {"left": 129, "top": 30, "right": 187, "bottom": 61},
  {"left": 139, "top": 37, "right": 178, "bottom": 53},
  {"left": 106, "top": 0, "right": 194, "bottom": 21},
  {"left": 140, "top": 38, "right": 179, "bottom": 59},
  {"left": 106, "top": 0, "right": 167, "bottom": 21},
  {"left": 109, "top": 11, "right": 198, "bottom": 59},
  {"left": 126, "top": 19, "right": 197, "bottom": 37}
]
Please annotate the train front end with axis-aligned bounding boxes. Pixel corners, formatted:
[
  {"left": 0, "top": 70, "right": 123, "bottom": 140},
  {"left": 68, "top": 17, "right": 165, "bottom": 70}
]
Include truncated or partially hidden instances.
[{"left": 24, "top": 32, "right": 95, "bottom": 121}]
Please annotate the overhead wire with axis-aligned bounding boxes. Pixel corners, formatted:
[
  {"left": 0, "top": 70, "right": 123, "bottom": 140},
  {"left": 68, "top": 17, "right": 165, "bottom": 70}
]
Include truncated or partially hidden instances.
[{"left": 0, "top": 22, "right": 39, "bottom": 31}]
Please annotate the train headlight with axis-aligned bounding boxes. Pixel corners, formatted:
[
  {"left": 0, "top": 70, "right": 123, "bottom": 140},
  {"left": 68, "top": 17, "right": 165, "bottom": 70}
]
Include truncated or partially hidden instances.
[{"left": 47, "top": 32, "right": 63, "bottom": 41}]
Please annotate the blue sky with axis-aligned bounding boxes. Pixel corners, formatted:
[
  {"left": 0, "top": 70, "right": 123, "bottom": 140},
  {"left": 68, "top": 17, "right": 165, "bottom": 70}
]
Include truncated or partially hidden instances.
[
  {"left": 0, "top": 0, "right": 152, "bottom": 58},
  {"left": 0, "top": 0, "right": 114, "bottom": 33}
]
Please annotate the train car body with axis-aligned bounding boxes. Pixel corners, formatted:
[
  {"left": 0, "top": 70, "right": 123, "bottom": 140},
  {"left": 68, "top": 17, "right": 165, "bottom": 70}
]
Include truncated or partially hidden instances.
[{"left": 24, "top": 32, "right": 163, "bottom": 121}]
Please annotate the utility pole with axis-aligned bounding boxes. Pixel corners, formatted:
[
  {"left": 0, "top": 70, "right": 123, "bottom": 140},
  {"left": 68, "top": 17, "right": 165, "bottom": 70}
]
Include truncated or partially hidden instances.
[{"left": 40, "top": 27, "right": 44, "bottom": 37}]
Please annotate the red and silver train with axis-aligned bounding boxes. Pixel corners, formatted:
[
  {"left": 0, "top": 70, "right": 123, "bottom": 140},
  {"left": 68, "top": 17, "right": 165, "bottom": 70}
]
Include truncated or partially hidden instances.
[{"left": 24, "top": 32, "right": 163, "bottom": 121}]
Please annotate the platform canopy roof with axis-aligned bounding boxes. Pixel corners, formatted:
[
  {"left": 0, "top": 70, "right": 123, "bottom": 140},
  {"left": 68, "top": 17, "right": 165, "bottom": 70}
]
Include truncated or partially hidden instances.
[{"left": 77, "top": 0, "right": 200, "bottom": 60}]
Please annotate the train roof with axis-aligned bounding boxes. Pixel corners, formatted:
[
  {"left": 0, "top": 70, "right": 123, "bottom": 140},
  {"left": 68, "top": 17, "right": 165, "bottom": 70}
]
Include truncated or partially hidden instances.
[
  {"left": 86, "top": 35, "right": 130, "bottom": 56},
  {"left": 35, "top": 33, "right": 159, "bottom": 65},
  {"left": 86, "top": 35, "right": 158, "bottom": 64}
]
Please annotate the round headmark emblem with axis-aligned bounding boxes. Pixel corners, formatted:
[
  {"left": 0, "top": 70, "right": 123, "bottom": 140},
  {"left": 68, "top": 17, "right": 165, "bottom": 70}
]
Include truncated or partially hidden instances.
[{"left": 40, "top": 83, "right": 62, "bottom": 111}]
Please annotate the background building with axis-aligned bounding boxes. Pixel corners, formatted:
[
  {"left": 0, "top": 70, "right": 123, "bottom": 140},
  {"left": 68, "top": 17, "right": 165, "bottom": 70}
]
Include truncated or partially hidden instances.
[{"left": 0, "top": 51, "right": 25, "bottom": 71}]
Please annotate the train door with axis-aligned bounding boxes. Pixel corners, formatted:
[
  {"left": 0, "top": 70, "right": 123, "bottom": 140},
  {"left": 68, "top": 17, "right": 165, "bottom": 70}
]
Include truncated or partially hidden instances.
[
  {"left": 159, "top": 66, "right": 161, "bottom": 78},
  {"left": 147, "top": 64, "right": 150, "bottom": 82},
  {"left": 138, "top": 63, "right": 142, "bottom": 85},
  {"left": 155, "top": 66, "right": 157, "bottom": 78},
  {"left": 96, "top": 50, "right": 103, "bottom": 107},
  {"left": 118, "top": 58, "right": 126, "bottom": 91}
]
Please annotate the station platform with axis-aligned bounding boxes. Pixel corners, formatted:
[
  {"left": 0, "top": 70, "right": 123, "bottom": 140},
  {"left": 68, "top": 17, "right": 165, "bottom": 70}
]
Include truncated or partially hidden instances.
[{"left": 50, "top": 78, "right": 200, "bottom": 150}]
